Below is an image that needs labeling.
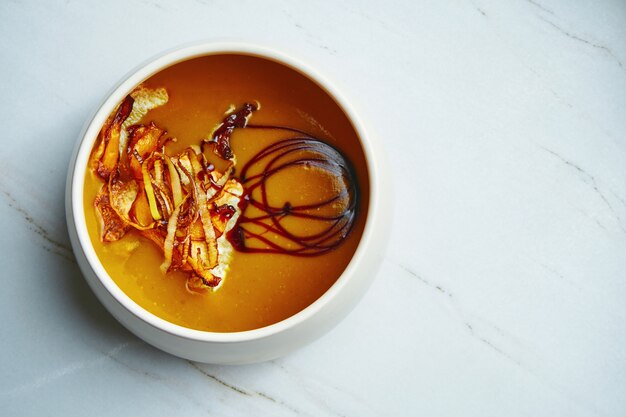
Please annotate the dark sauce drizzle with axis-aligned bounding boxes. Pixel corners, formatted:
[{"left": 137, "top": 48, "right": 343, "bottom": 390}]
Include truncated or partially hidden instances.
[
  {"left": 203, "top": 102, "right": 258, "bottom": 159},
  {"left": 207, "top": 103, "right": 359, "bottom": 257}
]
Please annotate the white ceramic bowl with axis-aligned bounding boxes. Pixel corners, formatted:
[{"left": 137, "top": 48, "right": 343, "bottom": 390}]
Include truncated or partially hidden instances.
[{"left": 65, "top": 41, "right": 390, "bottom": 364}]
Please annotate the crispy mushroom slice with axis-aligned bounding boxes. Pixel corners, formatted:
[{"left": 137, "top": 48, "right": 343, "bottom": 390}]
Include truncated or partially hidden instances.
[
  {"left": 121, "top": 86, "right": 169, "bottom": 152},
  {"left": 95, "top": 96, "right": 134, "bottom": 180},
  {"left": 186, "top": 274, "right": 221, "bottom": 293},
  {"left": 92, "top": 86, "right": 169, "bottom": 181},
  {"left": 108, "top": 174, "right": 138, "bottom": 219},
  {"left": 127, "top": 123, "right": 166, "bottom": 180},
  {"left": 107, "top": 171, "right": 157, "bottom": 231},
  {"left": 130, "top": 187, "right": 155, "bottom": 228},
  {"left": 94, "top": 185, "right": 130, "bottom": 242}
]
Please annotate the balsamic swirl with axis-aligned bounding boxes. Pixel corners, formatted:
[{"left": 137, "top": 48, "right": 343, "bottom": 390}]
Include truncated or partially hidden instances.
[{"left": 227, "top": 125, "right": 358, "bottom": 256}]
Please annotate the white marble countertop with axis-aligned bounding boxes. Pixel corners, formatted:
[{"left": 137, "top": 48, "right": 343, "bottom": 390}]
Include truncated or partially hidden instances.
[{"left": 2, "top": 0, "right": 626, "bottom": 415}]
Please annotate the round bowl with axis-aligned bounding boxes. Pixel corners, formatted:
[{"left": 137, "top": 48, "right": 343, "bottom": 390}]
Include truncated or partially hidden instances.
[{"left": 65, "top": 41, "right": 390, "bottom": 364}]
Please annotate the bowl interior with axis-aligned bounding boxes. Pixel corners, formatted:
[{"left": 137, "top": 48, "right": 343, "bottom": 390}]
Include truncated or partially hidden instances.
[{"left": 70, "top": 42, "right": 378, "bottom": 342}]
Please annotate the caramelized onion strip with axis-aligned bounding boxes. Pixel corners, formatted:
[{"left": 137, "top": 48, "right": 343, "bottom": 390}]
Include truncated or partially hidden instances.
[
  {"left": 97, "top": 96, "right": 134, "bottom": 179},
  {"left": 161, "top": 154, "right": 183, "bottom": 207},
  {"left": 160, "top": 196, "right": 186, "bottom": 274},
  {"left": 187, "top": 153, "right": 219, "bottom": 268},
  {"left": 141, "top": 157, "right": 161, "bottom": 221}
]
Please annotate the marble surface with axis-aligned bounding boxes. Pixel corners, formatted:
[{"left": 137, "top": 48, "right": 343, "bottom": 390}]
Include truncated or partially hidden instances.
[{"left": 1, "top": 0, "right": 626, "bottom": 415}]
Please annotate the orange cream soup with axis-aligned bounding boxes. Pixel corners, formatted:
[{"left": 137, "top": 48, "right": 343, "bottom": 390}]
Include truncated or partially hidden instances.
[{"left": 84, "top": 54, "right": 369, "bottom": 332}]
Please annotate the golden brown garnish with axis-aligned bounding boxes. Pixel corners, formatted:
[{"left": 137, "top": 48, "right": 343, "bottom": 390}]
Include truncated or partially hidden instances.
[
  {"left": 90, "top": 86, "right": 244, "bottom": 291},
  {"left": 127, "top": 123, "right": 165, "bottom": 180},
  {"left": 94, "top": 186, "right": 130, "bottom": 242},
  {"left": 94, "top": 96, "right": 134, "bottom": 180}
]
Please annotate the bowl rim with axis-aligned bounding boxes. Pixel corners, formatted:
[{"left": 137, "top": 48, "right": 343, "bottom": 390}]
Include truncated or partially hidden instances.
[{"left": 69, "top": 40, "right": 380, "bottom": 343}]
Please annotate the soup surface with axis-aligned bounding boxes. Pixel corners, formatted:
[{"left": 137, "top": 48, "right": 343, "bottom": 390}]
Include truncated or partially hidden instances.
[{"left": 84, "top": 54, "right": 369, "bottom": 332}]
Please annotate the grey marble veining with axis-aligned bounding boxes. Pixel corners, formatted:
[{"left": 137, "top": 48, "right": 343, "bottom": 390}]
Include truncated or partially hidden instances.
[{"left": 1, "top": 0, "right": 625, "bottom": 416}]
